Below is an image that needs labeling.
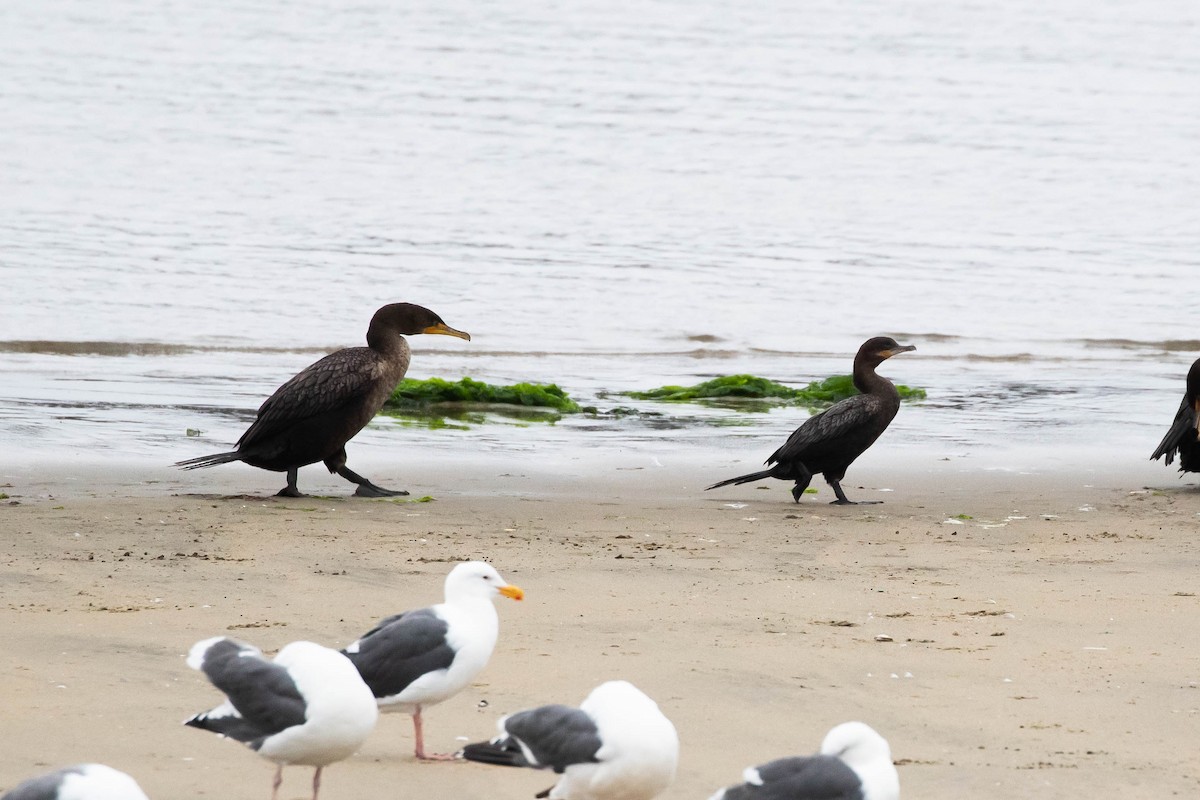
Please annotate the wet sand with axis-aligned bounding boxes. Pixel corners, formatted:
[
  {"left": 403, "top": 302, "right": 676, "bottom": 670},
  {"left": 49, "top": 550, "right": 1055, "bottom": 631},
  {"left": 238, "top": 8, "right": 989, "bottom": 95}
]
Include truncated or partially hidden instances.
[{"left": 1, "top": 455, "right": 1198, "bottom": 799}]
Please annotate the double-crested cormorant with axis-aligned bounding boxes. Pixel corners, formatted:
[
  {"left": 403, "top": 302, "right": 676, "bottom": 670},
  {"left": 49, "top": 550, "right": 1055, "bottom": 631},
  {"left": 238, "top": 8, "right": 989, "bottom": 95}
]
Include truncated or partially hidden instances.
[
  {"left": 706, "top": 337, "right": 916, "bottom": 504},
  {"left": 1150, "top": 356, "right": 1200, "bottom": 474},
  {"left": 176, "top": 302, "right": 470, "bottom": 497}
]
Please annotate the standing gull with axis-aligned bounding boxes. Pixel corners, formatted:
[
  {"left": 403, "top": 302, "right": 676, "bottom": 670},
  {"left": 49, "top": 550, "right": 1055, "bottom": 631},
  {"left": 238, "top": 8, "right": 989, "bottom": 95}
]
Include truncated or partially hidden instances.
[
  {"left": 708, "top": 721, "right": 899, "bottom": 800},
  {"left": 461, "top": 680, "right": 679, "bottom": 800},
  {"left": 175, "top": 302, "right": 470, "bottom": 497},
  {"left": 184, "top": 637, "right": 378, "bottom": 800},
  {"left": 1, "top": 764, "right": 149, "bottom": 800},
  {"left": 1150, "top": 355, "right": 1200, "bottom": 475},
  {"left": 707, "top": 337, "right": 916, "bottom": 504},
  {"left": 341, "top": 561, "right": 524, "bottom": 761}
]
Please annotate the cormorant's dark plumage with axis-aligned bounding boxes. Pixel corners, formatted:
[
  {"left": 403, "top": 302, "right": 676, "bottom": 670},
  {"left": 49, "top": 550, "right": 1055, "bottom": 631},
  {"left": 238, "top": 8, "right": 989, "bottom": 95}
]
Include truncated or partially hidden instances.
[
  {"left": 1150, "top": 356, "right": 1200, "bottom": 474},
  {"left": 706, "top": 337, "right": 916, "bottom": 504},
  {"left": 175, "top": 302, "right": 469, "bottom": 497}
]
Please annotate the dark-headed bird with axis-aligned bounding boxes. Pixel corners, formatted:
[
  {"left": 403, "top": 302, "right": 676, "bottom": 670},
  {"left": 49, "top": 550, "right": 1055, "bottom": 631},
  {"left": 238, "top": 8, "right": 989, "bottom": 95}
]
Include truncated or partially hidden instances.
[
  {"left": 1150, "top": 356, "right": 1200, "bottom": 475},
  {"left": 460, "top": 680, "right": 679, "bottom": 800},
  {"left": 341, "top": 561, "right": 524, "bottom": 761},
  {"left": 184, "top": 637, "right": 378, "bottom": 800},
  {"left": 706, "top": 337, "right": 915, "bottom": 504},
  {"left": 175, "top": 302, "right": 470, "bottom": 497},
  {"left": 0, "top": 765, "right": 149, "bottom": 800},
  {"left": 708, "top": 721, "right": 899, "bottom": 800}
]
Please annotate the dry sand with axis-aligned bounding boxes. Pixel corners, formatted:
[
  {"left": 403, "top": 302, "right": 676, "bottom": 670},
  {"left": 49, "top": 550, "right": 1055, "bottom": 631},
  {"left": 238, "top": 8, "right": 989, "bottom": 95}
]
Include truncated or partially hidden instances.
[{"left": 1, "top": 454, "right": 1199, "bottom": 799}]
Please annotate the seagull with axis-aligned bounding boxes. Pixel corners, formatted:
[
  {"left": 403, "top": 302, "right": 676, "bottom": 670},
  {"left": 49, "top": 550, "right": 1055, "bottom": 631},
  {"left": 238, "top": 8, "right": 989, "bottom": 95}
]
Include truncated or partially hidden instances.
[
  {"left": 341, "top": 561, "right": 524, "bottom": 760},
  {"left": 460, "top": 680, "right": 679, "bottom": 800},
  {"left": 0, "top": 764, "right": 149, "bottom": 800},
  {"left": 184, "top": 637, "right": 378, "bottom": 800},
  {"left": 707, "top": 721, "right": 899, "bottom": 800}
]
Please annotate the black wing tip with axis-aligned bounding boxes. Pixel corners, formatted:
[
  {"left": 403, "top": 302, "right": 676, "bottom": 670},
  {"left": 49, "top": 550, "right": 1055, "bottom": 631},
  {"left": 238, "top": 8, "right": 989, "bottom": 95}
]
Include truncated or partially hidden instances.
[
  {"left": 460, "top": 740, "right": 527, "bottom": 767},
  {"left": 183, "top": 713, "right": 216, "bottom": 732}
]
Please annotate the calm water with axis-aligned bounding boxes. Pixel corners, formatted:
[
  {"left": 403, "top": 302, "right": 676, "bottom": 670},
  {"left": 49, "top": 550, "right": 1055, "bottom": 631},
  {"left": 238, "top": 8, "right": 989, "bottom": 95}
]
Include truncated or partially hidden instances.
[{"left": 2, "top": 0, "right": 1198, "bottom": 480}]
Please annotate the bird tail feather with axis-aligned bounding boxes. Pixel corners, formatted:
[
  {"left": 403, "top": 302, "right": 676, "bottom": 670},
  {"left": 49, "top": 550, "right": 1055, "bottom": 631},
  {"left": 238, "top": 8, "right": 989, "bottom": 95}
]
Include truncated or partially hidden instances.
[
  {"left": 705, "top": 469, "right": 776, "bottom": 491},
  {"left": 174, "top": 451, "right": 242, "bottom": 470}
]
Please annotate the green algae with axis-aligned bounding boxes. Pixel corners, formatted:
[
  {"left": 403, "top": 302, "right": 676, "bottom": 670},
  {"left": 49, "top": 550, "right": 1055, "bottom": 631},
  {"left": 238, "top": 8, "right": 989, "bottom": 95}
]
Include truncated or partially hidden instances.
[
  {"left": 380, "top": 377, "right": 580, "bottom": 428},
  {"left": 372, "top": 373, "right": 926, "bottom": 431},
  {"left": 390, "top": 407, "right": 566, "bottom": 430},
  {"left": 625, "top": 373, "right": 926, "bottom": 409},
  {"left": 385, "top": 377, "right": 581, "bottom": 412}
]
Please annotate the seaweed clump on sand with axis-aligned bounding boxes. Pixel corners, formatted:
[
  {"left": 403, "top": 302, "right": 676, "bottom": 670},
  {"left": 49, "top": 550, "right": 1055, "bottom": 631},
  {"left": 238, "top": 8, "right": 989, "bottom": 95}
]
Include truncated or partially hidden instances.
[
  {"left": 625, "top": 373, "right": 926, "bottom": 409},
  {"left": 383, "top": 377, "right": 582, "bottom": 413}
]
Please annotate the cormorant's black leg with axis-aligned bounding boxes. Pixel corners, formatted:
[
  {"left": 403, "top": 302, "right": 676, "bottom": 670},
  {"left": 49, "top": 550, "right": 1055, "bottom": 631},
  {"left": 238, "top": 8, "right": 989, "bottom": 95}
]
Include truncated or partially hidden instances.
[
  {"left": 337, "top": 466, "right": 409, "bottom": 497},
  {"left": 790, "top": 468, "right": 814, "bottom": 503},
  {"left": 276, "top": 468, "right": 305, "bottom": 498},
  {"left": 828, "top": 478, "right": 881, "bottom": 505}
]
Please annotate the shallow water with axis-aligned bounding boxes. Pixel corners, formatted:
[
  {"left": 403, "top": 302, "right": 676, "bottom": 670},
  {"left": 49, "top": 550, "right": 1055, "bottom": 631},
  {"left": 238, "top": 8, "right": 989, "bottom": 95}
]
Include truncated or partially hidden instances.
[{"left": 2, "top": 0, "right": 1198, "bottom": 479}]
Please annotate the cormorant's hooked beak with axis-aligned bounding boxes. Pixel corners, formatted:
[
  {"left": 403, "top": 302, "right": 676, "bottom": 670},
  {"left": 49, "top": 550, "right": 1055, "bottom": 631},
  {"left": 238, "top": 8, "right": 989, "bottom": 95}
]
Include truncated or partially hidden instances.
[
  {"left": 422, "top": 322, "right": 471, "bottom": 341},
  {"left": 879, "top": 344, "right": 916, "bottom": 359},
  {"left": 498, "top": 584, "right": 525, "bottom": 601}
]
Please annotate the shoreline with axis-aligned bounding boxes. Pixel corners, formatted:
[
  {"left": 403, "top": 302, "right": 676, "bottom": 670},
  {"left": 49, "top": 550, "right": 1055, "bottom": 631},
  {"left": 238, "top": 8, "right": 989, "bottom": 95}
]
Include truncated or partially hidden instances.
[
  {"left": 2, "top": 428, "right": 1190, "bottom": 499},
  {"left": 2, "top": 459, "right": 1198, "bottom": 799}
]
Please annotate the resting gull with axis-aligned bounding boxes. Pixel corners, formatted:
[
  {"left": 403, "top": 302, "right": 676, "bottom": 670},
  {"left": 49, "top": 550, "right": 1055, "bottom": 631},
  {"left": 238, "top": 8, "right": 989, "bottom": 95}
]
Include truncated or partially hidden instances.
[
  {"left": 341, "top": 560, "right": 524, "bottom": 760},
  {"left": 460, "top": 680, "right": 679, "bottom": 800},
  {"left": 707, "top": 721, "right": 899, "bottom": 800},
  {"left": 1, "top": 764, "right": 149, "bottom": 800},
  {"left": 184, "top": 637, "right": 378, "bottom": 800}
]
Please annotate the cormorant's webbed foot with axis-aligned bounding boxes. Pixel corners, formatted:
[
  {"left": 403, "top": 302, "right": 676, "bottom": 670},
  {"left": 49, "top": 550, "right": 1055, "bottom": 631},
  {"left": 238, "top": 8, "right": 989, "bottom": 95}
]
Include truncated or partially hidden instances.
[
  {"left": 338, "top": 466, "right": 409, "bottom": 497},
  {"left": 829, "top": 480, "right": 882, "bottom": 506},
  {"left": 277, "top": 469, "right": 306, "bottom": 497},
  {"left": 353, "top": 482, "right": 410, "bottom": 498}
]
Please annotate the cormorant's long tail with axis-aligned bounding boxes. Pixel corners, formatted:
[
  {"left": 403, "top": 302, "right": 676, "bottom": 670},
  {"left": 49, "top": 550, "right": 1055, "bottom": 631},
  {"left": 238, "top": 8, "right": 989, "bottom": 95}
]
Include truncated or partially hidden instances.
[
  {"left": 705, "top": 469, "right": 776, "bottom": 491},
  {"left": 174, "top": 451, "right": 242, "bottom": 470},
  {"left": 1150, "top": 399, "right": 1196, "bottom": 465}
]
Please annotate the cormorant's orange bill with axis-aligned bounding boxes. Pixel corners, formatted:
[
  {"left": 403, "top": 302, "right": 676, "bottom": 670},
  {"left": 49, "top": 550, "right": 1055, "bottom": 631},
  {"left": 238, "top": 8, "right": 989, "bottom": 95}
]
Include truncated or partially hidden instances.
[
  {"left": 878, "top": 344, "right": 916, "bottom": 358},
  {"left": 422, "top": 322, "right": 471, "bottom": 341},
  {"left": 498, "top": 584, "right": 525, "bottom": 601}
]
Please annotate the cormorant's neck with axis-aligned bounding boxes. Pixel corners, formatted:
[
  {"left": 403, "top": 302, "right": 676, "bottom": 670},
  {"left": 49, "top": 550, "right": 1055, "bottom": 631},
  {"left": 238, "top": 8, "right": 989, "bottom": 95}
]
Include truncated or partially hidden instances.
[
  {"left": 853, "top": 360, "right": 893, "bottom": 395},
  {"left": 366, "top": 327, "right": 407, "bottom": 358}
]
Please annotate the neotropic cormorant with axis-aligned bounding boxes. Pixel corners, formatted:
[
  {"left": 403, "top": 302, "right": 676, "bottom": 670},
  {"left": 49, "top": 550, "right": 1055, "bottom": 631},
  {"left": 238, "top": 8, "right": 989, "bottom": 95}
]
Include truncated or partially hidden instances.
[
  {"left": 706, "top": 337, "right": 916, "bottom": 504},
  {"left": 176, "top": 302, "right": 469, "bottom": 497},
  {"left": 1150, "top": 356, "right": 1200, "bottom": 474}
]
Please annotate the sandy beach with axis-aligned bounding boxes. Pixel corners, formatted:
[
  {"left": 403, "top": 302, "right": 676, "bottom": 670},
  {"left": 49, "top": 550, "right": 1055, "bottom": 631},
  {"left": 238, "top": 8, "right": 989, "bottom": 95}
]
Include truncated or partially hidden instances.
[{"left": 1, "top": 453, "right": 1198, "bottom": 799}]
